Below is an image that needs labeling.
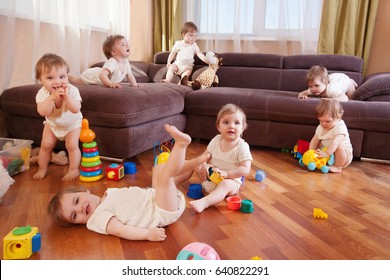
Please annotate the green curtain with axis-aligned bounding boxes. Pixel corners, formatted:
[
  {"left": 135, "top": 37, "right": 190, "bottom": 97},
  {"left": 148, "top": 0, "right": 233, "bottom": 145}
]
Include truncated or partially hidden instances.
[
  {"left": 153, "top": 0, "right": 182, "bottom": 54},
  {"left": 317, "top": 0, "right": 378, "bottom": 74}
]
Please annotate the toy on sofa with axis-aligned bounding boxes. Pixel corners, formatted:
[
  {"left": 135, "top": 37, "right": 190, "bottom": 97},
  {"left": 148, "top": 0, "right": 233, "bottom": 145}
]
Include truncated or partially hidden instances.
[
  {"left": 299, "top": 148, "right": 335, "bottom": 173},
  {"left": 3, "top": 226, "right": 41, "bottom": 259},
  {"left": 188, "top": 51, "right": 223, "bottom": 90},
  {"left": 79, "top": 119, "right": 104, "bottom": 182},
  {"left": 176, "top": 242, "right": 220, "bottom": 260}
]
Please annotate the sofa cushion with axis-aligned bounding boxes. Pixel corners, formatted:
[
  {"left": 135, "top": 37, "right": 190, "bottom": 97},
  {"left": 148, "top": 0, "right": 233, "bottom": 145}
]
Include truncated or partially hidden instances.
[
  {"left": 1, "top": 83, "right": 192, "bottom": 128},
  {"left": 351, "top": 73, "right": 390, "bottom": 101}
]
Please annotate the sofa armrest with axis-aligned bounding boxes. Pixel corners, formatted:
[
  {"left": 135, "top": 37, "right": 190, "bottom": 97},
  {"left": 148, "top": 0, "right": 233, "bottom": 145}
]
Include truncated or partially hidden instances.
[{"left": 351, "top": 72, "right": 390, "bottom": 101}]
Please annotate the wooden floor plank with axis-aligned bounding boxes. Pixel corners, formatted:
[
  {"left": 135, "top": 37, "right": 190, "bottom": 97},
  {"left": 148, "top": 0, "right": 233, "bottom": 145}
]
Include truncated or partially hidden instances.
[{"left": 1, "top": 140, "right": 390, "bottom": 260}]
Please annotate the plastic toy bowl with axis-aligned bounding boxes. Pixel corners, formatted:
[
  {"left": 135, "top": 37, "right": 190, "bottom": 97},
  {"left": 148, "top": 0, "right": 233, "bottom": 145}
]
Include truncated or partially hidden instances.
[
  {"left": 240, "top": 199, "right": 254, "bottom": 213},
  {"left": 187, "top": 184, "right": 204, "bottom": 199},
  {"left": 226, "top": 196, "right": 242, "bottom": 210}
]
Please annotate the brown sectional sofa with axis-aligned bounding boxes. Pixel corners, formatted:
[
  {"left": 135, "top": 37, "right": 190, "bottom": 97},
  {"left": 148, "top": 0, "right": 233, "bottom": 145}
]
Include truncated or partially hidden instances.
[{"left": 1, "top": 53, "right": 390, "bottom": 161}]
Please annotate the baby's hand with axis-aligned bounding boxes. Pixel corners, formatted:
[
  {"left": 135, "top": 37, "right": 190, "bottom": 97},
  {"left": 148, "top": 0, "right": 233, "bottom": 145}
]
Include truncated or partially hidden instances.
[
  {"left": 108, "top": 83, "right": 122, "bottom": 89},
  {"left": 132, "top": 83, "right": 144, "bottom": 88},
  {"left": 148, "top": 227, "right": 167, "bottom": 241},
  {"left": 315, "top": 149, "right": 328, "bottom": 158}
]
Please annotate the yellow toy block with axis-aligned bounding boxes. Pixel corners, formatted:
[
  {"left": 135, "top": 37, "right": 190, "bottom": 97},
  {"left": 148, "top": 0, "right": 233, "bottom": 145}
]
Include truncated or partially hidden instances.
[
  {"left": 313, "top": 208, "right": 328, "bottom": 219},
  {"left": 209, "top": 171, "right": 224, "bottom": 185},
  {"left": 3, "top": 226, "right": 41, "bottom": 259},
  {"left": 251, "top": 256, "right": 263, "bottom": 260}
]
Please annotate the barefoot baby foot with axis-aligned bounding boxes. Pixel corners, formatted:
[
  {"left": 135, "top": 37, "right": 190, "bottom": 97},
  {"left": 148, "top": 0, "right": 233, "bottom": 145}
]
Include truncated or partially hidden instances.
[
  {"left": 164, "top": 124, "right": 191, "bottom": 147},
  {"left": 33, "top": 169, "right": 48, "bottom": 180},
  {"left": 61, "top": 168, "right": 80, "bottom": 181},
  {"left": 189, "top": 199, "right": 209, "bottom": 213}
]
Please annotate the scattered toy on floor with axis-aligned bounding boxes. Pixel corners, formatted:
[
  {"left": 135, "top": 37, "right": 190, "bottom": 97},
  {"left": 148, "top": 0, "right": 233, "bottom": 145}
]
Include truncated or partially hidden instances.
[
  {"left": 3, "top": 226, "right": 41, "bottom": 259},
  {"left": 79, "top": 118, "right": 104, "bottom": 182},
  {"left": 30, "top": 147, "right": 69, "bottom": 166},
  {"left": 313, "top": 208, "right": 328, "bottom": 219},
  {"left": 299, "top": 148, "right": 334, "bottom": 173},
  {"left": 255, "top": 170, "right": 266, "bottom": 182},
  {"left": 176, "top": 242, "right": 220, "bottom": 260}
]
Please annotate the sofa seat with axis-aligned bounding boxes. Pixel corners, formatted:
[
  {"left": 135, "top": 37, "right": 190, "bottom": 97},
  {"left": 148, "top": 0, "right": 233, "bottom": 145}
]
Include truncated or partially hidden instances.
[
  {"left": 1, "top": 83, "right": 192, "bottom": 159},
  {"left": 2, "top": 52, "right": 390, "bottom": 161}
]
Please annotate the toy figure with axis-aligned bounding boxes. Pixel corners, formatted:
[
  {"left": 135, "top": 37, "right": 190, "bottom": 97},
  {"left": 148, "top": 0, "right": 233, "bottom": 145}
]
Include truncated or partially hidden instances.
[
  {"left": 299, "top": 148, "right": 335, "bottom": 173},
  {"left": 188, "top": 51, "right": 223, "bottom": 90}
]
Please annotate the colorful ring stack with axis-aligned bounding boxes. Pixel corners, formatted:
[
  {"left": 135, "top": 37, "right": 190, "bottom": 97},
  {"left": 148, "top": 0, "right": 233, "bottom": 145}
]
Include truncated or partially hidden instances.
[{"left": 79, "top": 141, "right": 104, "bottom": 182}]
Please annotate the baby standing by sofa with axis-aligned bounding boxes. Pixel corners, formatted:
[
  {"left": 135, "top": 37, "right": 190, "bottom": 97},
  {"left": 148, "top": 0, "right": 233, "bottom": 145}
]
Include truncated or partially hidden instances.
[
  {"left": 177, "top": 104, "right": 253, "bottom": 213},
  {"left": 309, "top": 99, "right": 353, "bottom": 173},
  {"left": 48, "top": 125, "right": 210, "bottom": 241},
  {"left": 34, "top": 53, "right": 83, "bottom": 181},
  {"left": 161, "top": 21, "right": 207, "bottom": 85},
  {"left": 70, "top": 35, "right": 142, "bottom": 88},
  {"left": 298, "top": 65, "right": 358, "bottom": 102}
]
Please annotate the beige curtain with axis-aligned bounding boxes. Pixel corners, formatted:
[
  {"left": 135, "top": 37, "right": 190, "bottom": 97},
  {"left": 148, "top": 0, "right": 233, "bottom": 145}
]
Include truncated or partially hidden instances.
[
  {"left": 318, "top": 0, "right": 378, "bottom": 74},
  {"left": 153, "top": 0, "right": 182, "bottom": 54}
]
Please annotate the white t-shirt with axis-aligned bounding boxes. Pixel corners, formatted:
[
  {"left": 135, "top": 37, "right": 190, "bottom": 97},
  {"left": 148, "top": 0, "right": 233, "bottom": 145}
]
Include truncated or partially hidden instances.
[
  {"left": 207, "top": 134, "right": 253, "bottom": 184},
  {"left": 315, "top": 119, "right": 353, "bottom": 153},
  {"left": 326, "top": 73, "right": 353, "bottom": 98},
  {"left": 171, "top": 40, "right": 201, "bottom": 67},
  {"left": 86, "top": 187, "right": 186, "bottom": 234},
  {"left": 80, "top": 58, "right": 133, "bottom": 85},
  {"left": 35, "top": 84, "right": 82, "bottom": 131}
]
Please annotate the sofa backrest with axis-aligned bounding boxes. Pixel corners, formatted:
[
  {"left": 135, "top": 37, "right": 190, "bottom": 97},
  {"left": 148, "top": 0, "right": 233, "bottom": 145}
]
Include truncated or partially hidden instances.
[{"left": 152, "top": 52, "right": 364, "bottom": 92}]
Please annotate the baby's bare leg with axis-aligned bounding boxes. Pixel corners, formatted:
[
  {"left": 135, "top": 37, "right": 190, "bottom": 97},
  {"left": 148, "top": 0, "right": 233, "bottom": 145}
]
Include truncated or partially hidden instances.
[
  {"left": 154, "top": 125, "right": 191, "bottom": 211},
  {"left": 190, "top": 180, "right": 239, "bottom": 213},
  {"left": 34, "top": 125, "right": 56, "bottom": 180},
  {"left": 61, "top": 128, "right": 81, "bottom": 181},
  {"left": 329, "top": 145, "right": 352, "bottom": 173}
]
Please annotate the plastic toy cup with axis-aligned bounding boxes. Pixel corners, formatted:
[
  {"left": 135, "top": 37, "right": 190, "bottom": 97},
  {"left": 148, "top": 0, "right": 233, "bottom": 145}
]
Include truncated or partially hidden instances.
[
  {"left": 124, "top": 162, "right": 137, "bottom": 174},
  {"left": 226, "top": 196, "right": 242, "bottom": 210},
  {"left": 240, "top": 199, "right": 254, "bottom": 213},
  {"left": 187, "top": 184, "right": 203, "bottom": 199}
]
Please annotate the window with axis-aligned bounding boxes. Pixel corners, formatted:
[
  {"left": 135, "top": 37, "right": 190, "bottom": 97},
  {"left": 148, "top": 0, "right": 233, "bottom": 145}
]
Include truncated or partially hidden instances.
[
  {"left": 184, "top": 0, "right": 322, "bottom": 40},
  {"left": 0, "top": 0, "right": 111, "bottom": 31}
]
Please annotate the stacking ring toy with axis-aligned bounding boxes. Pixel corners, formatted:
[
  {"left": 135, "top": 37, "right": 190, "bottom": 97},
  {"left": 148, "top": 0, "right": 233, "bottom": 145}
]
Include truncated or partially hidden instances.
[
  {"left": 82, "top": 146, "right": 98, "bottom": 153},
  {"left": 80, "top": 165, "right": 102, "bottom": 172},
  {"left": 81, "top": 156, "right": 100, "bottom": 163},
  {"left": 82, "top": 151, "right": 99, "bottom": 157},
  {"left": 79, "top": 174, "right": 104, "bottom": 182},
  {"left": 83, "top": 141, "right": 97, "bottom": 148},
  {"left": 80, "top": 169, "right": 103, "bottom": 177},
  {"left": 81, "top": 160, "right": 102, "bottom": 168}
]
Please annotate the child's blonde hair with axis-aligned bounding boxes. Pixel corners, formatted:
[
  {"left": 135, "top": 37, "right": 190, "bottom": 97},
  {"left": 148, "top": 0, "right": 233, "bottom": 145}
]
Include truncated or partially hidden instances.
[
  {"left": 35, "top": 53, "right": 69, "bottom": 80},
  {"left": 48, "top": 186, "right": 88, "bottom": 227},
  {"left": 102, "top": 35, "right": 125, "bottom": 59},
  {"left": 216, "top": 103, "right": 248, "bottom": 131},
  {"left": 315, "top": 99, "right": 344, "bottom": 120},
  {"left": 181, "top": 21, "right": 198, "bottom": 36},
  {"left": 306, "top": 65, "right": 330, "bottom": 85}
]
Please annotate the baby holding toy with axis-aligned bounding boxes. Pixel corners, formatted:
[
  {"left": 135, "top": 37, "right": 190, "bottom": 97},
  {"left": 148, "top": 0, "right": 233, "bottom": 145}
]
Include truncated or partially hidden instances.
[
  {"left": 176, "top": 103, "right": 253, "bottom": 213},
  {"left": 298, "top": 65, "right": 357, "bottom": 102},
  {"left": 309, "top": 99, "right": 353, "bottom": 173},
  {"left": 161, "top": 21, "right": 207, "bottom": 85},
  {"left": 34, "top": 53, "right": 82, "bottom": 181},
  {"left": 70, "top": 35, "right": 142, "bottom": 88},
  {"left": 48, "top": 124, "right": 210, "bottom": 241}
]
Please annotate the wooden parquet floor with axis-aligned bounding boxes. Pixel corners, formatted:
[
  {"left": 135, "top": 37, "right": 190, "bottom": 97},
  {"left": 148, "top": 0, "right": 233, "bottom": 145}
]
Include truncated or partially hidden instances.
[{"left": 1, "top": 139, "right": 390, "bottom": 260}]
